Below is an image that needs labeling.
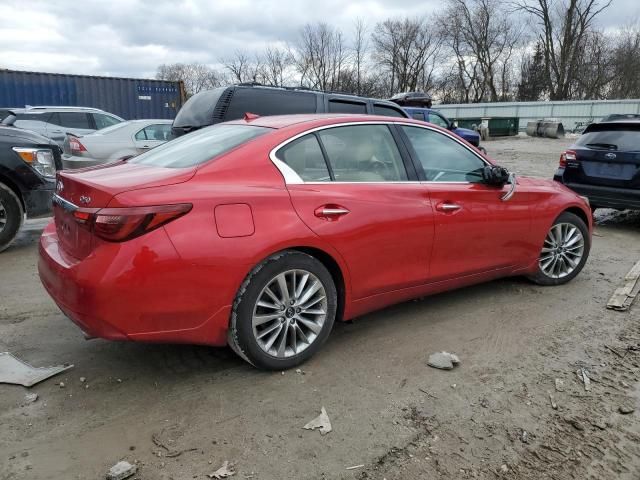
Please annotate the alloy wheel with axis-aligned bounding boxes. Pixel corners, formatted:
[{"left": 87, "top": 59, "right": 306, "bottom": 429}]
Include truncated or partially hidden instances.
[
  {"left": 539, "top": 222, "right": 585, "bottom": 279},
  {"left": 0, "top": 199, "right": 6, "bottom": 233},
  {"left": 252, "top": 269, "right": 328, "bottom": 358}
]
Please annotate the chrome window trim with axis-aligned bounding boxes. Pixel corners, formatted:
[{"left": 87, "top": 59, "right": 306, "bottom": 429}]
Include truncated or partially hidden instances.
[
  {"left": 52, "top": 194, "right": 78, "bottom": 212},
  {"left": 268, "top": 120, "right": 491, "bottom": 186}
]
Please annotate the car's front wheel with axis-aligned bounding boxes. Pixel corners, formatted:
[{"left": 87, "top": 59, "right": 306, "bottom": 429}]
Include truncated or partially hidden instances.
[
  {"left": 528, "top": 212, "right": 590, "bottom": 286},
  {"left": 228, "top": 251, "right": 337, "bottom": 370},
  {"left": 0, "top": 183, "right": 24, "bottom": 253}
]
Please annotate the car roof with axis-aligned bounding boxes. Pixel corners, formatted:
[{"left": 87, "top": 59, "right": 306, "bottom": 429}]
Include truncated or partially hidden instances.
[{"left": 224, "top": 113, "right": 431, "bottom": 129}]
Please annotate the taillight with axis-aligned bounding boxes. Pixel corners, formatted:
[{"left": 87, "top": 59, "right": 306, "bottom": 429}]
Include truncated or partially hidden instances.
[
  {"left": 71, "top": 204, "right": 192, "bottom": 242},
  {"left": 69, "top": 137, "right": 87, "bottom": 154},
  {"left": 559, "top": 149, "right": 577, "bottom": 167}
]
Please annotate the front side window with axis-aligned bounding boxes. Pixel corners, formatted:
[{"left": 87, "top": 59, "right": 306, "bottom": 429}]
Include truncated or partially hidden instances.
[
  {"left": 318, "top": 125, "right": 408, "bottom": 182},
  {"left": 93, "top": 113, "right": 122, "bottom": 130},
  {"left": 130, "top": 124, "right": 270, "bottom": 168},
  {"left": 277, "top": 134, "right": 331, "bottom": 182},
  {"left": 411, "top": 112, "right": 425, "bottom": 121},
  {"left": 428, "top": 112, "right": 449, "bottom": 129},
  {"left": 402, "top": 126, "right": 485, "bottom": 182}
]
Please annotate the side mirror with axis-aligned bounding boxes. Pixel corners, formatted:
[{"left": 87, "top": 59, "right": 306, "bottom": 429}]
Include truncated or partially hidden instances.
[
  {"left": 483, "top": 165, "right": 510, "bottom": 187},
  {"left": 452, "top": 121, "right": 458, "bottom": 129}
]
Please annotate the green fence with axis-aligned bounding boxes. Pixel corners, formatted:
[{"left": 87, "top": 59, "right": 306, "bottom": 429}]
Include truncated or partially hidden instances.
[{"left": 451, "top": 117, "right": 520, "bottom": 137}]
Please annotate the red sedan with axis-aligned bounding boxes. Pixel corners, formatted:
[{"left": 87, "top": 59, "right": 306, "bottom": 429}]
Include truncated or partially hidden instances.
[{"left": 39, "top": 114, "right": 592, "bottom": 369}]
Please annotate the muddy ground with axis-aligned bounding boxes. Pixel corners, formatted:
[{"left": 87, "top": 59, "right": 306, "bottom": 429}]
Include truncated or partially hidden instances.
[{"left": 1, "top": 135, "right": 639, "bottom": 480}]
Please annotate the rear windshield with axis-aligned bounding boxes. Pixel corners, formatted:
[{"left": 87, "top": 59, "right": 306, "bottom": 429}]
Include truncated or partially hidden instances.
[
  {"left": 129, "top": 124, "right": 270, "bottom": 168},
  {"left": 576, "top": 127, "right": 640, "bottom": 151}
]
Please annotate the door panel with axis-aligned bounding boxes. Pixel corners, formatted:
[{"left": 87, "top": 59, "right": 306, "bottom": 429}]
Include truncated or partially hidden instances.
[
  {"left": 287, "top": 183, "right": 434, "bottom": 299},
  {"left": 426, "top": 182, "right": 530, "bottom": 281}
]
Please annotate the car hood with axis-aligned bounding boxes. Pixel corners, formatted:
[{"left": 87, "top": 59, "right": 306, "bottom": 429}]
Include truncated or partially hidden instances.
[
  {"left": 0, "top": 125, "right": 57, "bottom": 145},
  {"left": 455, "top": 127, "right": 480, "bottom": 138}
]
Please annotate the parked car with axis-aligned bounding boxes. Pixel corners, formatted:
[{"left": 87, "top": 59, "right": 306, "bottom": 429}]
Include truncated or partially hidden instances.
[
  {"left": 62, "top": 119, "right": 173, "bottom": 169},
  {"left": 554, "top": 120, "right": 640, "bottom": 211},
  {"left": 1, "top": 106, "right": 124, "bottom": 146},
  {"left": 402, "top": 107, "right": 484, "bottom": 151},
  {"left": 0, "top": 112, "right": 61, "bottom": 252},
  {"left": 39, "top": 114, "right": 592, "bottom": 370},
  {"left": 171, "top": 84, "right": 408, "bottom": 136},
  {"left": 601, "top": 113, "right": 640, "bottom": 122}
]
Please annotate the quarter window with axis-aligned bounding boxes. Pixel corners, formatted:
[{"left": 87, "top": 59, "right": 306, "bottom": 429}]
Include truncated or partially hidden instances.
[
  {"left": 277, "top": 134, "right": 331, "bottom": 182},
  {"left": 318, "top": 125, "right": 408, "bottom": 182},
  {"left": 401, "top": 126, "right": 485, "bottom": 183}
]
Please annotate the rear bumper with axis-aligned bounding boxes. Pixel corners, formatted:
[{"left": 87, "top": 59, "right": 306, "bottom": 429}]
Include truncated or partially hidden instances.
[
  {"left": 37, "top": 222, "right": 233, "bottom": 346},
  {"left": 554, "top": 174, "right": 640, "bottom": 210},
  {"left": 62, "top": 154, "right": 106, "bottom": 170}
]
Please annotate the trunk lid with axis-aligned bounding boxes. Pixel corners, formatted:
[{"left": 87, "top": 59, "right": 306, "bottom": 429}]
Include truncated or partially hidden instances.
[
  {"left": 54, "top": 161, "right": 195, "bottom": 259},
  {"left": 565, "top": 124, "right": 640, "bottom": 189}
]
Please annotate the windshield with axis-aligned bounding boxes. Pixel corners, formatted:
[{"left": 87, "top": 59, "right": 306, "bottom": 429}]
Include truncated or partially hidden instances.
[
  {"left": 576, "top": 128, "right": 640, "bottom": 151},
  {"left": 129, "top": 124, "right": 271, "bottom": 168}
]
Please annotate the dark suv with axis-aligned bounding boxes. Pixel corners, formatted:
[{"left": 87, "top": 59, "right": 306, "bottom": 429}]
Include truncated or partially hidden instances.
[
  {"left": 0, "top": 113, "right": 62, "bottom": 252},
  {"left": 172, "top": 85, "right": 408, "bottom": 136},
  {"left": 554, "top": 120, "right": 640, "bottom": 211}
]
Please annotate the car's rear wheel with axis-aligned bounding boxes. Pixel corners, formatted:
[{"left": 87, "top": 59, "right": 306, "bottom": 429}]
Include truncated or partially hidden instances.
[
  {"left": 0, "top": 183, "right": 24, "bottom": 253},
  {"left": 228, "top": 251, "right": 337, "bottom": 370},
  {"left": 528, "top": 212, "right": 590, "bottom": 286}
]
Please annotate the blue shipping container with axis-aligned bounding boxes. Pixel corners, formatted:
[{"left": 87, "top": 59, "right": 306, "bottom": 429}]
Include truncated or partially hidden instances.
[{"left": 0, "top": 69, "right": 185, "bottom": 120}]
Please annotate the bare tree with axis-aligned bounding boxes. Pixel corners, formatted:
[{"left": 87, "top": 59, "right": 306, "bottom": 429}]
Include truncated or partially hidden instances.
[
  {"left": 513, "top": 0, "right": 613, "bottom": 100},
  {"left": 259, "top": 46, "right": 293, "bottom": 87},
  {"left": 223, "top": 50, "right": 262, "bottom": 84},
  {"left": 293, "top": 23, "right": 348, "bottom": 91},
  {"left": 609, "top": 25, "right": 640, "bottom": 99},
  {"left": 371, "top": 17, "right": 442, "bottom": 97},
  {"left": 443, "top": 0, "right": 522, "bottom": 102},
  {"left": 352, "top": 18, "right": 369, "bottom": 95},
  {"left": 156, "top": 63, "right": 225, "bottom": 97}
]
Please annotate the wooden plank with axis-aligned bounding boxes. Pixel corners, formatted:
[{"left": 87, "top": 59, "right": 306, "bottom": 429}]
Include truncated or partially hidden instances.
[{"left": 607, "top": 260, "right": 640, "bottom": 311}]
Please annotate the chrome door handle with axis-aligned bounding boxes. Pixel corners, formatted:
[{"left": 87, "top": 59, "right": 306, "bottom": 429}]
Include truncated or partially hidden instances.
[
  {"left": 314, "top": 205, "right": 350, "bottom": 219},
  {"left": 436, "top": 203, "right": 461, "bottom": 212}
]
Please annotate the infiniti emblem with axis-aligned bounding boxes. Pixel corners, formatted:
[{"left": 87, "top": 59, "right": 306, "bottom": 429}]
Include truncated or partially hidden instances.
[
  {"left": 79, "top": 195, "right": 91, "bottom": 205},
  {"left": 56, "top": 180, "right": 64, "bottom": 192},
  {"left": 604, "top": 152, "right": 617, "bottom": 160}
]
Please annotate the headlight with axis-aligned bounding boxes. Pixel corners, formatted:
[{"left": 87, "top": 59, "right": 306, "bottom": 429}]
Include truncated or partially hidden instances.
[{"left": 12, "top": 147, "right": 56, "bottom": 178}]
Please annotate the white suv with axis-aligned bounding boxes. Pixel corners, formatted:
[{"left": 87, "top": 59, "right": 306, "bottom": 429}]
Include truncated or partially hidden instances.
[{"left": 7, "top": 106, "right": 124, "bottom": 146}]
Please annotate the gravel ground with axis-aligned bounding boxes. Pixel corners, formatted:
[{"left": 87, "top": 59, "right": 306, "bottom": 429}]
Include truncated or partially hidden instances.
[{"left": 1, "top": 135, "right": 639, "bottom": 480}]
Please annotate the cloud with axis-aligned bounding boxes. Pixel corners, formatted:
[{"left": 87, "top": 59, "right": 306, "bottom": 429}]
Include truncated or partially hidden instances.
[{"left": 0, "top": 0, "right": 635, "bottom": 79}]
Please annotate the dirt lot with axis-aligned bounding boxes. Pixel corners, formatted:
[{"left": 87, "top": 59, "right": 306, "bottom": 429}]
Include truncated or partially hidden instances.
[{"left": 1, "top": 136, "right": 639, "bottom": 480}]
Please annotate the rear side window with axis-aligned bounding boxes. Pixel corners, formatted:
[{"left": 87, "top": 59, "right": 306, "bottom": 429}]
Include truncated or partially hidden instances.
[
  {"left": 93, "top": 113, "right": 122, "bottom": 130},
  {"left": 318, "top": 125, "right": 408, "bottom": 182},
  {"left": 576, "top": 128, "right": 640, "bottom": 151},
  {"left": 328, "top": 100, "right": 367, "bottom": 114},
  {"left": 135, "top": 124, "right": 173, "bottom": 141},
  {"left": 50, "top": 112, "right": 92, "bottom": 129},
  {"left": 224, "top": 88, "right": 317, "bottom": 121},
  {"left": 373, "top": 104, "right": 406, "bottom": 118},
  {"left": 130, "top": 124, "right": 270, "bottom": 168},
  {"left": 278, "top": 134, "right": 331, "bottom": 182}
]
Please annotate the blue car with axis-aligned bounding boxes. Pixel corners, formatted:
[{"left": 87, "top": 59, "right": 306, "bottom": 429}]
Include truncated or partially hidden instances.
[{"left": 403, "top": 107, "right": 484, "bottom": 152}]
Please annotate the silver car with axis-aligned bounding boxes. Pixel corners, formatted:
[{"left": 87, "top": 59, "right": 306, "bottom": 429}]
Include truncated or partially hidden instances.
[
  {"left": 62, "top": 119, "right": 173, "bottom": 169},
  {"left": 7, "top": 106, "right": 124, "bottom": 146}
]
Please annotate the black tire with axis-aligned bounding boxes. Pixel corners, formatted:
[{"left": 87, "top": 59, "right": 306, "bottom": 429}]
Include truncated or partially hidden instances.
[
  {"left": 527, "top": 212, "right": 590, "bottom": 286},
  {"left": 0, "top": 183, "right": 24, "bottom": 254},
  {"left": 228, "top": 250, "right": 337, "bottom": 370}
]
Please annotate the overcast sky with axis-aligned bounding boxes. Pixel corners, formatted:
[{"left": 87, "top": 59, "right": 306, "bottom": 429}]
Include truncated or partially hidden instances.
[{"left": 1, "top": 0, "right": 638, "bottom": 79}]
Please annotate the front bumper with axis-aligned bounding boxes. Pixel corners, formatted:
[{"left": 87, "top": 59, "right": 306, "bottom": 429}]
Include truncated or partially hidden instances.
[
  {"left": 554, "top": 172, "right": 640, "bottom": 210},
  {"left": 37, "top": 222, "right": 232, "bottom": 346},
  {"left": 23, "top": 179, "right": 55, "bottom": 218}
]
